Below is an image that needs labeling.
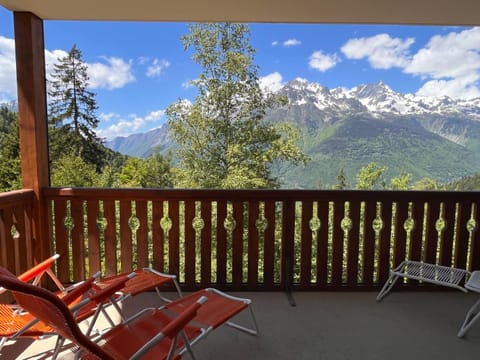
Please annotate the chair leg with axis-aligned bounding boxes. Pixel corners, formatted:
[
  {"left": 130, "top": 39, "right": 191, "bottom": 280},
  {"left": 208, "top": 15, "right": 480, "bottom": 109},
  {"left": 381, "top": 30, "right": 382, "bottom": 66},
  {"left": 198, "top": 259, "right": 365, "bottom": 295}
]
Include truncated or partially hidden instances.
[
  {"left": 180, "top": 331, "right": 197, "bottom": 360},
  {"left": 376, "top": 273, "right": 400, "bottom": 301},
  {"left": 51, "top": 336, "right": 65, "bottom": 360},
  {"left": 458, "top": 298, "right": 480, "bottom": 338},
  {"left": 227, "top": 305, "right": 260, "bottom": 335}
]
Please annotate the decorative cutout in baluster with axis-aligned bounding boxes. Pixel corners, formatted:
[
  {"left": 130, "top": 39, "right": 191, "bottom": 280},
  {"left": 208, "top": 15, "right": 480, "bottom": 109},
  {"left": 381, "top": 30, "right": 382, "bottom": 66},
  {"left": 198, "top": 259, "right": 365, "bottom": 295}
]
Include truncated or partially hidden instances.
[
  {"left": 309, "top": 216, "right": 321, "bottom": 234},
  {"left": 256, "top": 204, "right": 268, "bottom": 282},
  {"left": 10, "top": 224, "right": 19, "bottom": 239},
  {"left": 224, "top": 205, "right": 236, "bottom": 283},
  {"left": 403, "top": 204, "right": 415, "bottom": 262},
  {"left": 64, "top": 213, "right": 74, "bottom": 232},
  {"left": 128, "top": 215, "right": 140, "bottom": 232},
  {"left": 160, "top": 213, "right": 172, "bottom": 270},
  {"left": 223, "top": 210, "right": 236, "bottom": 232},
  {"left": 192, "top": 215, "right": 205, "bottom": 231},
  {"left": 96, "top": 209, "right": 108, "bottom": 274},
  {"left": 62, "top": 206, "right": 74, "bottom": 276},
  {"left": 372, "top": 205, "right": 384, "bottom": 284},
  {"left": 192, "top": 212, "right": 204, "bottom": 283},
  {"left": 403, "top": 213, "right": 414, "bottom": 232},
  {"left": 372, "top": 216, "right": 383, "bottom": 233},
  {"left": 160, "top": 214, "right": 172, "bottom": 231},
  {"left": 341, "top": 216, "right": 352, "bottom": 232},
  {"left": 435, "top": 217, "right": 446, "bottom": 233},
  {"left": 466, "top": 212, "right": 478, "bottom": 269},
  {"left": 467, "top": 218, "right": 477, "bottom": 232},
  {"left": 255, "top": 208, "right": 268, "bottom": 233},
  {"left": 96, "top": 215, "right": 108, "bottom": 233},
  {"left": 341, "top": 207, "right": 352, "bottom": 283},
  {"left": 430, "top": 204, "right": 446, "bottom": 265},
  {"left": 309, "top": 210, "right": 321, "bottom": 282},
  {"left": 128, "top": 214, "right": 140, "bottom": 268}
]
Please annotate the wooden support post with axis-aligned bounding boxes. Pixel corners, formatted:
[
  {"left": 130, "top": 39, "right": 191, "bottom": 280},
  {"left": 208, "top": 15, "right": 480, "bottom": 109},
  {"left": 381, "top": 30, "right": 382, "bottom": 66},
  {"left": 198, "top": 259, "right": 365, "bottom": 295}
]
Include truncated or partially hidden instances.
[{"left": 14, "top": 12, "right": 51, "bottom": 264}]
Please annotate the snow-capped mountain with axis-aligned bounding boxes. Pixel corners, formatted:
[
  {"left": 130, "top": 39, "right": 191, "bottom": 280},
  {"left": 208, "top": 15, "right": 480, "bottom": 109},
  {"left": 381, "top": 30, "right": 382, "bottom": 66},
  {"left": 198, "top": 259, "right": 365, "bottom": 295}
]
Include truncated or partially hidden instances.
[{"left": 280, "top": 78, "right": 480, "bottom": 119}]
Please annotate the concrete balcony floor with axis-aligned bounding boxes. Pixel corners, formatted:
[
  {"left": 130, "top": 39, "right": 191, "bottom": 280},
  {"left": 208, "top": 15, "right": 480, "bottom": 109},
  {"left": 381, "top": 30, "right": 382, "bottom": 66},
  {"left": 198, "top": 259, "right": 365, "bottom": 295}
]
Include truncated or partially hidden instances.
[{"left": 3, "top": 290, "right": 480, "bottom": 359}]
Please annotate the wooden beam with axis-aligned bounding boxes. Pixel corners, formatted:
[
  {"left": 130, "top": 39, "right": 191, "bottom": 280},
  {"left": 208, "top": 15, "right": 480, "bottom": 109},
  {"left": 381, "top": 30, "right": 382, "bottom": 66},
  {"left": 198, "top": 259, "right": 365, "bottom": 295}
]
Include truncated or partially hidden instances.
[{"left": 14, "top": 11, "right": 51, "bottom": 263}]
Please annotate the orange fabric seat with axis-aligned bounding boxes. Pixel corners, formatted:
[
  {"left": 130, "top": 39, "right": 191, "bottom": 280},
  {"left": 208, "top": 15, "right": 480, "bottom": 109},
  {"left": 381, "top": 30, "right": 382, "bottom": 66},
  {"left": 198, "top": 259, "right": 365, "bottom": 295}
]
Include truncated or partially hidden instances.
[{"left": 166, "top": 288, "right": 249, "bottom": 329}]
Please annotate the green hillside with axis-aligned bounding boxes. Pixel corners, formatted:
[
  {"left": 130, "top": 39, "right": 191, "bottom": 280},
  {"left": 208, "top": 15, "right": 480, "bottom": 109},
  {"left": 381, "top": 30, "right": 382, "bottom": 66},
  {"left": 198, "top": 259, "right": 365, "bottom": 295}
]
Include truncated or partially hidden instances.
[{"left": 280, "top": 115, "right": 480, "bottom": 188}]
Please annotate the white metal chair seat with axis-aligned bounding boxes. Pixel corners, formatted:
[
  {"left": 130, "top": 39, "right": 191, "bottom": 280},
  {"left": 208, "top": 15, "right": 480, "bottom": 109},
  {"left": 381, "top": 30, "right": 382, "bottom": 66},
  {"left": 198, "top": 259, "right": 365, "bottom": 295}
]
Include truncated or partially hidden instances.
[
  {"left": 376, "top": 260, "right": 469, "bottom": 301},
  {"left": 458, "top": 271, "right": 480, "bottom": 338}
]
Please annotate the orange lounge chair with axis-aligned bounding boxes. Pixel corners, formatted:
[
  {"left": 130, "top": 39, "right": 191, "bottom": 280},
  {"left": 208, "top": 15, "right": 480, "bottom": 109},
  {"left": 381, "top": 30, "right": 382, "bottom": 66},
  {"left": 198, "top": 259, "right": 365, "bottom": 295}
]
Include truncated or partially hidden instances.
[
  {"left": 0, "top": 255, "right": 183, "bottom": 358},
  {"left": 0, "top": 267, "right": 206, "bottom": 360},
  {"left": 89, "top": 274, "right": 259, "bottom": 353},
  {"left": 0, "top": 270, "right": 100, "bottom": 358}
]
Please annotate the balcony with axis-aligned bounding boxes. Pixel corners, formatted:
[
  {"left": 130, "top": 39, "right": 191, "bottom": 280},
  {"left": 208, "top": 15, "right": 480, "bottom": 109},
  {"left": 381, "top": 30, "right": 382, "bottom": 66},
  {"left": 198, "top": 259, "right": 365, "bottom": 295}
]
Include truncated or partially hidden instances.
[{"left": 1, "top": 1, "right": 480, "bottom": 358}]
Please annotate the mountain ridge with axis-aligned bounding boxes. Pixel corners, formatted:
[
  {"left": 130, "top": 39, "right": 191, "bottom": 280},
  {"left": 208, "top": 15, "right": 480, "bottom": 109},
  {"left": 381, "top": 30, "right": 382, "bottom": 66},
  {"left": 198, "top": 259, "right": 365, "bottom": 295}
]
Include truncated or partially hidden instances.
[{"left": 105, "top": 79, "right": 480, "bottom": 188}]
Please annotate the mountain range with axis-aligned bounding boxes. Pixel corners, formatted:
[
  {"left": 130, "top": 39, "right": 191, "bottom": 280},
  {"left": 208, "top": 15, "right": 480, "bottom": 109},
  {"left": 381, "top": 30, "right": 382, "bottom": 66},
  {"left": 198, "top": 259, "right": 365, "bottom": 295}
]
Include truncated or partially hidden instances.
[{"left": 105, "top": 79, "right": 480, "bottom": 188}]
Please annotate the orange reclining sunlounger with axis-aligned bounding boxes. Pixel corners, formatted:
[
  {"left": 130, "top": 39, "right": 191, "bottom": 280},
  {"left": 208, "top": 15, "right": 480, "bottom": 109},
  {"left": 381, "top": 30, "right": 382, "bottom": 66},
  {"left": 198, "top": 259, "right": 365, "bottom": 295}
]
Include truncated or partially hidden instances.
[
  {"left": 0, "top": 267, "right": 206, "bottom": 360},
  {"left": 0, "top": 268, "right": 101, "bottom": 358}
]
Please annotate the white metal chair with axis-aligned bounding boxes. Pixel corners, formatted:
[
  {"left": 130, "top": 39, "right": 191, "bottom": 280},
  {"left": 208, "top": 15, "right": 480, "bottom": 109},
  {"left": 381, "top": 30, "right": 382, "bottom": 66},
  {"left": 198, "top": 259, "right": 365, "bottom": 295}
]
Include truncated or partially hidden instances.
[
  {"left": 376, "top": 260, "right": 469, "bottom": 301},
  {"left": 458, "top": 271, "right": 480, "bottom": 338}
]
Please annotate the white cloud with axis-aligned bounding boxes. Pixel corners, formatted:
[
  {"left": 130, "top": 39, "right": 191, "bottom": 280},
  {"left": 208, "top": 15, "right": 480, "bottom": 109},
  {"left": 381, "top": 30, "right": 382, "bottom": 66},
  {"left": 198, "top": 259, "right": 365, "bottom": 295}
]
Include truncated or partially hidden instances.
[
  {"left": 45, "top": 50, "right": 135, "bottom": 90},
  {"left": 309, "top": 51, "right": 340, "bottom": 72},
  {"left": 341, "top": 33, "right": 414, "bottom": 69},
  {"left": 404, "top": 27, "right": 480, "bottom": 99},
  {"left": 283, "top": 39, "right": 301, "bottom": 47},
  {"left": 96, "top": 110, "right": 165, "bottom": 140},
  {"left": 146, "top": 58, "right": 170, "bottom": 78},
  {"left": 181, "top": 79, "right": 196, "bottom": 89},
  {"left": 87, "top": 57, "right": 135, "bottom": 90},
  {"left": 259, "top": 72, "right": 285, "bottom": 93},
  {"left": 0, "top": 36, "right": 17, "bottom": 99},
  {"left": 271, "top": 41, "right": 279, "bottom": 47},
  {"left": 99, "top": 112, "right": 119, "bottom": 122},
  {"left": 416, "top": 76, "right": 480, "bottom": 99}
]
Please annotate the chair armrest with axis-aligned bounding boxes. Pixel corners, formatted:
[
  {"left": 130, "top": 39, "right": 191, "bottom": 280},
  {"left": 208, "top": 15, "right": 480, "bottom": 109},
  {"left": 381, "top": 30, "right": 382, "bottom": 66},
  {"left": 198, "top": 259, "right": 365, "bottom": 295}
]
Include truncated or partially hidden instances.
[
  {"left": 61, "top": 271, "right": 101, "bottom": 306},
  {"left": 89, "top": 272, "right": 137, "bottom": 304},
  {"left": 17, "top": 254, "right": 60, "bottom": 282},
  {"left": 130, "top": 296, "right": 208, "bottom": 360}
]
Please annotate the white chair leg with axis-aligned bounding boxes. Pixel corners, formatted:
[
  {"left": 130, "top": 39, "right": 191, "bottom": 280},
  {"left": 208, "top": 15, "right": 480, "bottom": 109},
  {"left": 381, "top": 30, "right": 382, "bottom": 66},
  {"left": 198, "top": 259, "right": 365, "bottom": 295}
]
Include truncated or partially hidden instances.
[
  {"left": 458, "top": 298, "right": 480, "bottom": 338},
  {"left": 376, "top": 273, "right": 400, "bottom": 302}
]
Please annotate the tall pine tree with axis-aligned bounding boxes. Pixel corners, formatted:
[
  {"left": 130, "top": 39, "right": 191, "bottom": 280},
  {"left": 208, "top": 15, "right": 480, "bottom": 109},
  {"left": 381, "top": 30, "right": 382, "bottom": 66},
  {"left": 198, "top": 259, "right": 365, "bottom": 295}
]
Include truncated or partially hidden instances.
[{"left": 48, "top": 44, "right": 105, "bottom": 170}]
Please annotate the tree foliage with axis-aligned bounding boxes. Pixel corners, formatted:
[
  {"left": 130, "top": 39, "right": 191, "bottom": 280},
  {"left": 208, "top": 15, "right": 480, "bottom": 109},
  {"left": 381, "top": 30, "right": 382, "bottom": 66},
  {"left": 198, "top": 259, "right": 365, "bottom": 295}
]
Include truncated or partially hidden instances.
[
  {"left": 47, "top": 44, "right": 105, "bottom": 170},
  {"left": 356, "top": 162, "right": 387, "bottom": 190},
  {"left": 50, "top": 152, "right": 99, "bottom": 187},
  {"left": 0, "top": 106, "right": 21, "bottom": 191},
  {"left": 166, "top": 23, "right": 308, "bottom": 189},
  {"left": 390, "top": 171, "right": 412, "bottom": 190},
  {"left": 116, "top": 152, "right": 173, "bottom": 188}
]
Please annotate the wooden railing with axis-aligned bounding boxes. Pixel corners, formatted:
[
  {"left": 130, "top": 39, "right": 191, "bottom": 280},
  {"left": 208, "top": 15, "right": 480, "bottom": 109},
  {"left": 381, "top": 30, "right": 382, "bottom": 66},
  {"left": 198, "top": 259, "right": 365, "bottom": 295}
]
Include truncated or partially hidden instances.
[
  {"left": 43, "top": 188, "right": 480, "bottom": 292},
  {"left": 0, "top": 189, "right": 35, "bottom": 276}
]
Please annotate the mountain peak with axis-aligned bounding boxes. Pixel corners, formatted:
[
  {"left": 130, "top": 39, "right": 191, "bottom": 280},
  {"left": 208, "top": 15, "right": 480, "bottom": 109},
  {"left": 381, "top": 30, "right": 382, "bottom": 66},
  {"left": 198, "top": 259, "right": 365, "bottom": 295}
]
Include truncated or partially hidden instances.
[{"left": 353, "top": 81, "right": 394, "bottom": 99}]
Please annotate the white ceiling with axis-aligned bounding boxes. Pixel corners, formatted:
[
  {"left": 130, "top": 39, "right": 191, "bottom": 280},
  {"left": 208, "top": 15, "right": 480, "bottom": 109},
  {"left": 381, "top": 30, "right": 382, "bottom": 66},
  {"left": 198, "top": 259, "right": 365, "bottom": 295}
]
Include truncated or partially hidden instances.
[{"left": 0, "top": 0, "right": 479, "bottom": 25}]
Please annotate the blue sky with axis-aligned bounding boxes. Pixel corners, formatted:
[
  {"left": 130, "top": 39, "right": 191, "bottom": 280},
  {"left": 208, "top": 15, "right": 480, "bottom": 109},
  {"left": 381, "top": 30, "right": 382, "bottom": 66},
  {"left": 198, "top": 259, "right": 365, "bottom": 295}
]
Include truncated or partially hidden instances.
[{"left": 1, "top": 6, "right": 480, "bottom": 140}]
